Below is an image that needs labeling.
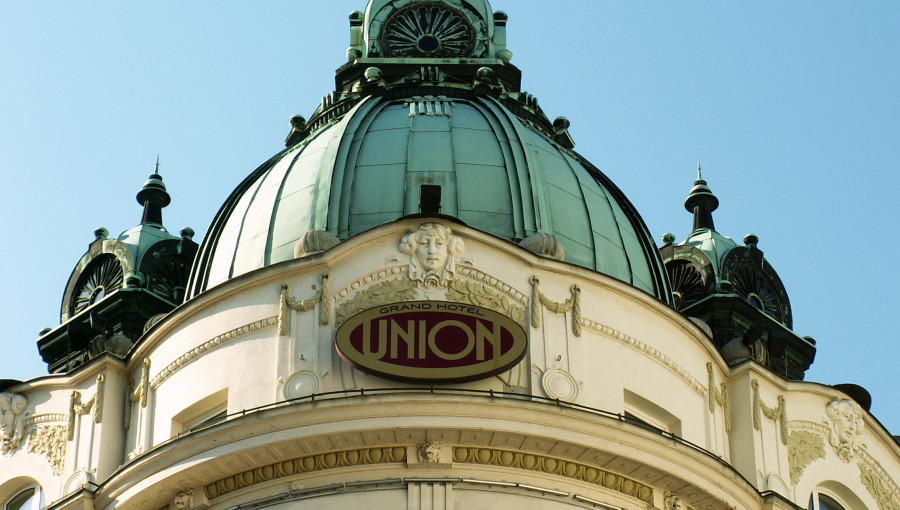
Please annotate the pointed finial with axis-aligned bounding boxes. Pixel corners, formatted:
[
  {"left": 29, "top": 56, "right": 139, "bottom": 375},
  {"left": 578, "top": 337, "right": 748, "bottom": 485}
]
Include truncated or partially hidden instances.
[
  {"left": 684, "top": 162, "right": 719, "bottom": 232},
  {"left": 137, "top": 158, "right": 171, "bottom": 226}
]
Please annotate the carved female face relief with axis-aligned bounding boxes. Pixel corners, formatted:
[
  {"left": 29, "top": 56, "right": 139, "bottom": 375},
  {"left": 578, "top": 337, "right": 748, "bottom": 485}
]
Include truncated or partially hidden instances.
[
  {"left": 826, "top": 398, "right": 863, "bottom": 461},
  {"left": 417, "top": 232, "right": 448, "bottom": 273},
  {"left": 399, "top": 223, "right": 464, "bottom": 288},
  {"left": 0, "top": 392, "right": 27, "bottom": 453}
]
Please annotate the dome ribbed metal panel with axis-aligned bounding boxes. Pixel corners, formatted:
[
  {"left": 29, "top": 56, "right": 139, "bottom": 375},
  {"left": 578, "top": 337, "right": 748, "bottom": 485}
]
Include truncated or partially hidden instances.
[{"left": 188, "top": 96, "right": 669, "bottom": 301}]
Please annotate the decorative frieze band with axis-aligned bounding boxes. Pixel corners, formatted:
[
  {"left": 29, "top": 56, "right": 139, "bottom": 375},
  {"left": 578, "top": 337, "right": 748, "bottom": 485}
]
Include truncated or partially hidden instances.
[
  {"left": 150, "top": 316, "right": 278, "bottom": 389},
  {"left": 204, "top": 446, "right": 408, "bottom": 500},
  {"left": 453, "top": 446, "right": 653, "bottom": 503},
  {"left": 202, "top": 443, "right": 657, "bottom": 505},
  {"left": 581, "top": 318, "right": 706, "bottom": 397}
]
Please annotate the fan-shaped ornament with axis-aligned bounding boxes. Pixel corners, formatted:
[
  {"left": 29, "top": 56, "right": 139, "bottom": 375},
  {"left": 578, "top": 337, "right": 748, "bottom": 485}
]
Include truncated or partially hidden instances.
[
  {"left": 71, "top": 255, "right": 124, "bottom": 315},
  {"left": 382, "top": 3, "right": 474, "bottom": 58},
  {"left": 729, "top": 264, "right": 780, "bottom": 321}
]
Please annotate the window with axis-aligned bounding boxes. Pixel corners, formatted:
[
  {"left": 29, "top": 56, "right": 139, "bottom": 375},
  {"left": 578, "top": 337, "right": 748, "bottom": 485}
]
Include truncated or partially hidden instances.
[
  {"left": 171, "top": 389, "right": 228, "bottom": 437},
  {"left": 623, "top": 389, "right": 682, "bottom": 436},
  {"left": 809, "top": 493, "right": 847, "bottom": 510},
  {"left": 5, "top": 487, "right": 41, "bottom": 510}
]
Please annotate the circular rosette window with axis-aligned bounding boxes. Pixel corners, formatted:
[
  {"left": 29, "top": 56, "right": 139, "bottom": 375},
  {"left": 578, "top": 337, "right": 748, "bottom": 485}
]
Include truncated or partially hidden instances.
[
  {"left": 382, "top": 3, "right": 474, "bottom": 58},
  {"left": 71, "top": 254, "right": 124, "bottom": 315}
]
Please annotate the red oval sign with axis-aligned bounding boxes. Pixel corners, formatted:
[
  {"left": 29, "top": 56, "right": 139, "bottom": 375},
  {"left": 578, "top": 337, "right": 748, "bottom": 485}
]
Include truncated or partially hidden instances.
[{"left": 335, "top": 301, "right": 527, "bottom": 383}]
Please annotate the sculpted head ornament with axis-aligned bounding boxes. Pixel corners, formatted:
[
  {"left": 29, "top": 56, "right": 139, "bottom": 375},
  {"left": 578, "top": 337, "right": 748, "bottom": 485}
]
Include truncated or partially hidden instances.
[
  {"left": 399, "top": 223, "right": 464, "bottom": 288},
  {"left": 0, "top": 392, "right": 28, "bottom": 454},
  {"left": 826, "top": 398, "right": 863, "bottom": 461}
]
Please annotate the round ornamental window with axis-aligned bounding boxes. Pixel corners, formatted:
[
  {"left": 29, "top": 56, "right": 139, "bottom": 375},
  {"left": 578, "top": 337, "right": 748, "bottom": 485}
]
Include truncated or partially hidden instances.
[
  {"left": 382, "top": 3, "right": 474, "bottom": 58},
  {"left": 71, "top": 255, "right": 124, "bottom": 315},
  {"left": 729, "top": 264, "right": 781, "bottom": 321}
]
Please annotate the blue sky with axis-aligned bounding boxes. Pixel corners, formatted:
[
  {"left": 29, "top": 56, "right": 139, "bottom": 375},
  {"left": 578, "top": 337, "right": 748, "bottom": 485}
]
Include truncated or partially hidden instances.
[{"left": 1, "top": 1, "right": 898, "bottom": 434}]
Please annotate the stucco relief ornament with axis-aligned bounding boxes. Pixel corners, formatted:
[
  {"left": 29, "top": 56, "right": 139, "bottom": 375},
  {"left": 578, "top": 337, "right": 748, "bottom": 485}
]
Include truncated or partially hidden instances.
[
  {"left": 399, "top": 222, "right": 465, "bottom": 290},
  {"left": 172, "top": 489, "right": 193, "bottom": 509},
  {"left": 665, "top": 493, "right": 687, "bottom": 510},
  {"left": 0, "top": 392, "right": 28, "bottom": 454},
  {"left": 417, "top": 442, "right": 441, "bottom": 464},
  {"left": 825, "top": 398, "right": 864, "bottom": 462}
]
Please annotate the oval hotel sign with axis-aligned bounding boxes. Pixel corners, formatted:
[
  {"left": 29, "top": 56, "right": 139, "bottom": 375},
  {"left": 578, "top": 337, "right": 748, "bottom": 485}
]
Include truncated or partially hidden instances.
[{"left": 335, "top": 301, "right": 527, "bottom": 383}]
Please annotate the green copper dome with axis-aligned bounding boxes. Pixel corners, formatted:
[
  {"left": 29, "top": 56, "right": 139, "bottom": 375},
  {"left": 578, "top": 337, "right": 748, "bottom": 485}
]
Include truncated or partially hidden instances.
[{"left": 186, "top": 0, "right": 671, "bottom": 303}]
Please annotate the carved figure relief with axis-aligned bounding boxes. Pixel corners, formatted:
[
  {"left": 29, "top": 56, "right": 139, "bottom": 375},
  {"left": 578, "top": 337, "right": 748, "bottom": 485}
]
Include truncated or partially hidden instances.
[
  {"left": 399, "top": 222, "right": 465, "bottom": 289},
  {"left": 417, "top": 442, "right": 441, "bottom": 463},
  {"left": 334, "top": 225, "right": 527, "bottom": 329},
  {"left": 172, "top": 489, "right": 193, "bottom": 509},
  {"left": 665, "top": 493, "right": 687, "bottom": 510},
  {"left": 0, "top": 392, "right": 28, "bottom": 454},
  {"left": 826, "top": 398, "right": 863, "bottom": 462}
]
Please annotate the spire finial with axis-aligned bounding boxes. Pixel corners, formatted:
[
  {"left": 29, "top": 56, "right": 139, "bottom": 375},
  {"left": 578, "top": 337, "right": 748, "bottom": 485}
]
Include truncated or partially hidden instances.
[
  {"left": 137, "top": 157, "right": 171, "bottom": 226},
  {"left": 684, "top": 163, "right": 719, "bottom": 232}
]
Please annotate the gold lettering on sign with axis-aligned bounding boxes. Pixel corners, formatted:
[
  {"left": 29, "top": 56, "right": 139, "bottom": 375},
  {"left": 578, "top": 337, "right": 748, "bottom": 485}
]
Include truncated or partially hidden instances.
[{"left": 336, "top": 301, "right": 527, "bottom": 382}]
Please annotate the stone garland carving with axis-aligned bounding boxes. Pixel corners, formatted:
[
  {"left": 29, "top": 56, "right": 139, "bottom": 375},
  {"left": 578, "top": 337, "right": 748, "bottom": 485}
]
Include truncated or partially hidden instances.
[
  {"left": 279, "top": 274, "right": 331, "bottom": 336},
  {"left": 581, "top": 318, "right": 706, "bottom": 397},
  {"left": 453, "top": 446, "right": 653, "bottom": 503},
  {"left": 69, "top": 375, "right": 105, "bottom": 440},
  {"left": 333, "top": 266, "right": 408, "bottom": 303},
  {"left": 825, "top": 398, "right": 864, "bottom": 462},
  {"left": 334, "top": 271, "right": 527, "bottom": 329},
  {"left": 335, "top": 276, "right": 419, "bottom": 326},
  {"left": 786, "top": 431, "right": 825, "bottom": 484},
  {"left": 706, "top": 363, "right": 730, "bottom": 432},
  {"left": 125, "top": 358, "right": 151, "bottom": 430},
  {"left": 455, "top": 266, "right": 529, "bottom": 304},
  {"left": 751, "top": 380, "right": 788, "bottom": 445},
  {"left": 204, "top": 446, "right": 408, "bottom": 500},
  {"left": 530, "top": 276, "right": 581, "bottom": 337},
  {"left": 860, "top": 462, "right": 900, "bottom": 510},
  {"left": 26, "top": 424, "right": 67, "bottom": 475},
  {"left": 446, "top": 277, "right": 527, "bottom": 327},
  {"left": 151, "top": 316, "right": 278, "bottom": 389},
  {"left": 0, "top": 391, "right": 29, "bottom": 455}
]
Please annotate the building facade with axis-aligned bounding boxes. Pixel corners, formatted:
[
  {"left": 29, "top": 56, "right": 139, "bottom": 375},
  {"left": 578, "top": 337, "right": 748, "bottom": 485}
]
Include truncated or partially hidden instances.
[{"left": 2, "top": 1, "right": 898, "bottom": 510}]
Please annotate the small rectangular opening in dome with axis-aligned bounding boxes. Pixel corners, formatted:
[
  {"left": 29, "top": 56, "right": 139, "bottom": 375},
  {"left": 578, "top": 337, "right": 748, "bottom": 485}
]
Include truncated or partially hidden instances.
[{"left": 420, "top": 185, "right": 442, "bottom": 215}]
